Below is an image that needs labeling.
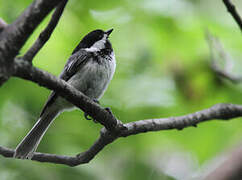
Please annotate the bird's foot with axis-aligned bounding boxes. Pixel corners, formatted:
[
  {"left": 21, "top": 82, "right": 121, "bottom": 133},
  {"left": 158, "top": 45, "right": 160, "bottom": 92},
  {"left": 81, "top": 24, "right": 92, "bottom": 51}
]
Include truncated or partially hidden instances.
[
  {"left": 84, "top": 112, "right": 98, "bottom": 123},
  {"left": 84, "top": 99, "right": 99, "bottom": 123}
]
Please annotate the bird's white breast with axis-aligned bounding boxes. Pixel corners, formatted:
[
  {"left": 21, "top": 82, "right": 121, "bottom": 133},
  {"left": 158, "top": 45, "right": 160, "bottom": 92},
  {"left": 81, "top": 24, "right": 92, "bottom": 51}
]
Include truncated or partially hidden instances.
[{"left": 69, "top": 51, "right": 116, "bottom": 100}]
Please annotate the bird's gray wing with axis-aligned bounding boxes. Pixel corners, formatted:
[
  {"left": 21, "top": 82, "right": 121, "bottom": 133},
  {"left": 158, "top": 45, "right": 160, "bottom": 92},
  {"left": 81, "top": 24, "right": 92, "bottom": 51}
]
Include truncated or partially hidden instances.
[{"left": 40, "top": 50, "right": 91, "bottom": 117}]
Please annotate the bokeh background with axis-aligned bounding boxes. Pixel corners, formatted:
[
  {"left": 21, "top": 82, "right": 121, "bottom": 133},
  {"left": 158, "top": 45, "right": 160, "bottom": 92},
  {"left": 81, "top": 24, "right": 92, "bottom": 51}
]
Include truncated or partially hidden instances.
[{"left": 0, "top": 0, "right": 242, "bottom": 179}]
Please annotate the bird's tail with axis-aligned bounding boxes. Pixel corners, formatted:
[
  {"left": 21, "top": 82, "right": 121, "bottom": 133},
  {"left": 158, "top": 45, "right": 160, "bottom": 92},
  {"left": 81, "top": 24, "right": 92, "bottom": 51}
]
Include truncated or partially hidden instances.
[{"left": 14, "top": 109, "right": 59, "bottom": 159}]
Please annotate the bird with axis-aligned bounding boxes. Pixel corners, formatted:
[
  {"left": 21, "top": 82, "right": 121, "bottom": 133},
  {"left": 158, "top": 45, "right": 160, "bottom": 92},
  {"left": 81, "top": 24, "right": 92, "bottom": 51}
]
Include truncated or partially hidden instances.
[{"left": 14, "top": 29, "right": 116, "bottom": 159}]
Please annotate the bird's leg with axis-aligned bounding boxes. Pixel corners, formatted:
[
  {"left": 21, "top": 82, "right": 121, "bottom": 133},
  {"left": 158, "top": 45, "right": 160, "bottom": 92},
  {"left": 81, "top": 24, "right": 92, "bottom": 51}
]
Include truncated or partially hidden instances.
[{"left": 84, "top": 99, "right": 99, "bottom": 123}]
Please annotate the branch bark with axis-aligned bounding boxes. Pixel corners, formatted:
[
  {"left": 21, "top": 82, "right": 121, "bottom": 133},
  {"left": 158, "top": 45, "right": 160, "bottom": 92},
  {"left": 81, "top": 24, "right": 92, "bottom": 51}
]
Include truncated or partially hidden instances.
[
  {"left": 13, "top": 58, "right": 121, "bottom": 131},
  {"left": 0, "top": 0, "right": 61, "bottom": 85},
  {"left": 0, "top": 131, "right": 116, "bottom": 167},
  {"left": 222, "top": 0, "right": 242, "bottom": 32},
  {"left": 0, "top": 0, "right": 242, "bottom": 172},
  {"left": 0, "top": 103, "right": 241, "bottom": 166},
  {"left": 23, "top": 0, "right": 68, "bottom": 62}
]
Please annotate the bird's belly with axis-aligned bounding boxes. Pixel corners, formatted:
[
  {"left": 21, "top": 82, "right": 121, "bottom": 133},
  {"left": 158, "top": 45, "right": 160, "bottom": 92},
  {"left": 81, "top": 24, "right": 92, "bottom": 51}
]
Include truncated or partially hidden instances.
[{"left": 68, "top": 59, "right": 115, "bottom": 100}]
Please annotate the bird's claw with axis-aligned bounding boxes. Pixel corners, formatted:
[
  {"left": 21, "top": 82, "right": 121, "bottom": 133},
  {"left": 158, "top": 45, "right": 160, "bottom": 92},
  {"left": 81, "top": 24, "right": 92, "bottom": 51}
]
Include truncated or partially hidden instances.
[
  {"left": 84, "top": 112, "right": 98, "bottom": 123},
  {"left": 83, "top": 99, "right": 100, "bottom": 122},
  {"left": 84, "top": 112, "right": 92, "bottom": 120}
]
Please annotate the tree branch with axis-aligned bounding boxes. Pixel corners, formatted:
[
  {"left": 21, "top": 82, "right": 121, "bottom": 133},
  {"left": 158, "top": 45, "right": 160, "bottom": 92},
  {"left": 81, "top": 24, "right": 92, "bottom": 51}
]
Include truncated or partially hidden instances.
[
  {"left": 120, "top": 103, "right": 242, "bottom": 137},
  {"left": 23, "top": 0, "right": 68, "bottom": 63},
  {"left": 13, "top": 58, "right": 122, "bottom": 131},
  {"left": 222, "top": 0, "right": 242, "bottom": 32},
  {"left": 0, "top": 130, "right": 116, "bottom": 167},
  {"left": 0, "top": 0, "right": 242, "bottom": 170},
  {"left": 0, "top": 0, "right": 61, "bottom": 85},
  {"left": 0, "top": 103, "right": 241, "bottom": 166},
  {"left": 8, "top": 57, "right": 242, "bottom": 166}
]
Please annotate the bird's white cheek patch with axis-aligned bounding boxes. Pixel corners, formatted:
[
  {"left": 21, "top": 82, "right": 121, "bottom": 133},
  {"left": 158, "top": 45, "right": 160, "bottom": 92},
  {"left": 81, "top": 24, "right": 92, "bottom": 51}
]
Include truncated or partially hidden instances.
[{"left": 85, "top": 34, "right": 107, "bottom": 52}]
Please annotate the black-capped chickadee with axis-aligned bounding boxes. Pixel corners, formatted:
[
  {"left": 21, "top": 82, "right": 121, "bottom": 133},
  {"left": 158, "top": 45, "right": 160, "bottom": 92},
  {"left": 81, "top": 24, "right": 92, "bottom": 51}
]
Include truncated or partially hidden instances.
[{"left": 14, "top": 29, "right": 116, "bottom": 159}]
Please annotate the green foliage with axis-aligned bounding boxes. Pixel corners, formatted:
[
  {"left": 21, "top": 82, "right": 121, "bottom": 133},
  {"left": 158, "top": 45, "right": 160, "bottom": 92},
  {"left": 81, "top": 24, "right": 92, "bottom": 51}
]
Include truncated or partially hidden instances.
[{"left": 0, "top": 0, "right": 242, "bottom": 179}]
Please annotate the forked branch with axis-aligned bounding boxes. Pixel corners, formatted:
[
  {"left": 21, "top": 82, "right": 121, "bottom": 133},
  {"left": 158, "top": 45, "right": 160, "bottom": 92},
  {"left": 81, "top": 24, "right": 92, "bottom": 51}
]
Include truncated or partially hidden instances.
[
  {"left": 0, "top": 0, "right": 242, "bottom": 170},
  {"left": 0, "top": 103, "right": 241, "bottom": 166},
  {"left": 23, "top": 0, "right": 68, "bottom": 62}
]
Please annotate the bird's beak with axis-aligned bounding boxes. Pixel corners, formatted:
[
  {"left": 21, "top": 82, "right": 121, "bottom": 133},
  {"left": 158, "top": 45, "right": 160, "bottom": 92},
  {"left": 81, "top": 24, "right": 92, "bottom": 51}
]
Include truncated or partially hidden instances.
[{"left": 105, "top": 28, "right": 113, "bottom": 37}]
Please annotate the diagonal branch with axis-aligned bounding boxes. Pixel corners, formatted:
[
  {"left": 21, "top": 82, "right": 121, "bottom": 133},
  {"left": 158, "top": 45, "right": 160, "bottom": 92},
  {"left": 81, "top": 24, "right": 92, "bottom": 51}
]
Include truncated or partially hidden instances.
[
  {"left": 0, "top": 103, "right": 241, "bottom": 166},
  {"left": 13, "top": 58, "right": 121, "bottom": 131},
  {"left": 0, "top": 0, "right": 62, "bottom": 85},
  {"left": 23, "top": 0, "right": 68, "bottom": 63},
  {"left": 222, "top": 0, "right": 242, "bottom": 32}
]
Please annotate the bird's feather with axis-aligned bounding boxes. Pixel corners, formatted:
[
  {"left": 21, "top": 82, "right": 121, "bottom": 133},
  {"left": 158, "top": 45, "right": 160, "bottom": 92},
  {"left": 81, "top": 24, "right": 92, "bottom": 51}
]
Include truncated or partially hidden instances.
[{"left": 39, "top": 50, "right": 91, "bottom": 117}]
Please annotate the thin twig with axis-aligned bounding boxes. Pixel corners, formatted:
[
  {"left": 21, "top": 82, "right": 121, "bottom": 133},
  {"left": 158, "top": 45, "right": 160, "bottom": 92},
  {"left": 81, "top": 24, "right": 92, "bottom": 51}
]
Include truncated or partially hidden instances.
[
  {"left": 0, "top": 129, "right": 117, "bottom": 166},
  {"left": 0, "top": 0, "right": 62, "bottom": 86},
  {"left": 222, "top": 0, "right": 242, "bottom": 32},
  {"left": 120, "top": 103, "right": 242, "bottom": 136},
  {"left": 23, "top": 0, "right": 68, "bottom": 63},
  {"left": 1, "top": 103, "right": 241, "bottom": 166}
]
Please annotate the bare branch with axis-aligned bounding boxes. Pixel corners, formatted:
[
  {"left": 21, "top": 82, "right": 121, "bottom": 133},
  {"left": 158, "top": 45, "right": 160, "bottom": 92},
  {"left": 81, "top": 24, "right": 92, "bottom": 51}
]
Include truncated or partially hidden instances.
[
  {"left": 222, "top": 0, "right": 242, "bottom": 32},
  {"left": 76, "top": 130, "right": 117, "bottom": 164},
  {"left": 1, "top": 0, "right": 242, "bottom": 169},
  {"left": 23, "top": 0, "right": 68, "bottom": 63},
  {"left": 206, "top": 31, "right": 242, "bottom": 83},
  {"left": 0, "top": 103, "right": 241, "bottom": 166},
  {"left": 120, "top": 103, "right": 242, "bottom": 137},
  {"left": 9, "top": 57, "right": 242, "bottom": 166},
  {"left": 0, "top": 130, "right": 116, "bottom": 166},
  {"left": 0, "top": 0, "right": 62, "bottom": 85}
]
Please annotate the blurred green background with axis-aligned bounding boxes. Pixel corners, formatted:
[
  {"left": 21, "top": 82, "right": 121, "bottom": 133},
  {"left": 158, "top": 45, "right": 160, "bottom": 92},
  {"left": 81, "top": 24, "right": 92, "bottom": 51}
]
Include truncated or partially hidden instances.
[{"left": 0, "top": 0, "right": 242, "bottom": 179}]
